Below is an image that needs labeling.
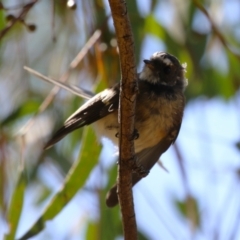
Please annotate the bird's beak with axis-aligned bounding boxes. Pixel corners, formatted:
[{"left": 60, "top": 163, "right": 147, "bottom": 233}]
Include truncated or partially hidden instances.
[{"left": 143, "top": 59, "right": 155, "bottom": 70}]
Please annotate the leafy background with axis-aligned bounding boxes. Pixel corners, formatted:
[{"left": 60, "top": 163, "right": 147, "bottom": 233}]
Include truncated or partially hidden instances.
[{"left": 0, "top": 0, "right": 240, "bottom": 239}]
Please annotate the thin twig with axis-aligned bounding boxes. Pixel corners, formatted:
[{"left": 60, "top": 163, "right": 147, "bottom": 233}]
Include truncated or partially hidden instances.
[
  {"left": 23, "top": 67, "right": 93, "bottom": 99},
  {"left": 18, "top": 29, "right": 101, "bottom": 136},
  {"left": 108, "top": 0, "right": 138, "bottom": 239},
  {"left": 193, "top": 0, "right": 240, "bottom": 61},
  {"left": 173, "top": 143, "right": 190, "bottom": 194},
  {"left": 173, "top": 143, "right": 199, "bottom": 234}
]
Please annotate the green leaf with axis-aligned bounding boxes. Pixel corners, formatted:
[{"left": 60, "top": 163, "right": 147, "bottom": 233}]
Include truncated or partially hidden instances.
[
  {"left": 4, "top": 169, "right": 26, "bottom": 240},
  {"left": 34, "top": 184, "right": 52, "bottom": 205},
  {"left": 202, "top": 68, "right": 234, "bottom": 99},
  {"left": 175, "top": 195, "right": 200, "bottom": 230},
  {"left": 1, "top": 100, "right": 40, "bottom": 126},
  {"left": 0, "top": 5, "right": 6, "bottom": 32},
  {"left": 144, "top": 15, "right": 165, "bottom": 38},
  {"left": 86, "top": 221, "right": 98, "bottom": 240},
  {"left": 99, "top": 164, "right": 122, "bottom": 240},
  {"left": 18, "top": 126, "right": 102, "bottom": 240}
]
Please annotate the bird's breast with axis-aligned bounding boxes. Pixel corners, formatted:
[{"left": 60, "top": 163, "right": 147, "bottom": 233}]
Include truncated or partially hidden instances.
[{"left": 93, "top": 91, "right": 184, "bottom": 153}]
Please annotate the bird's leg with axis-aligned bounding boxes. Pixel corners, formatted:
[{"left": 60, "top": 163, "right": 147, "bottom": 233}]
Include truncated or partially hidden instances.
[
  {"left": 116, "top": 128, "right": 145, "bottom": 176},
  {"left": 129, "top": 129, "right": 148, "bottom": 176},
  {"left": 115, "top": 129, "right": 139, "bottom": 140}
]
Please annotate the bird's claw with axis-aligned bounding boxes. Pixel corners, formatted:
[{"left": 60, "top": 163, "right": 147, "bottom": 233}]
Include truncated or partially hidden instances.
[
  {"left": 115, "top": 129, "right": 139, "bottom": 140},
  {"left": 132, "top": 129, "right": 139, "bottom": 140}
]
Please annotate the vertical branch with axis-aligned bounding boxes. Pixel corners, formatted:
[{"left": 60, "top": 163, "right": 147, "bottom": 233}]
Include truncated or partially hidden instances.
[{"left": 108, "top": 0, "right": 138, "bottom": 239}]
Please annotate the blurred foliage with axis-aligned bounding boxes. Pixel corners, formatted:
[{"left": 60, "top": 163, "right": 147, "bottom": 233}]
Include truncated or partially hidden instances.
[
  {"left": 175, "top": 195, "right": 200, "bottom": 230},
  {"left": 0, "top": 0, "right": 239, "bottom": 239},
  {"left": 19, "top": 126, "right": 101, "bottom": 239},
  {"left": 4, "top": 168, "right": 25, "bottom": 240}
]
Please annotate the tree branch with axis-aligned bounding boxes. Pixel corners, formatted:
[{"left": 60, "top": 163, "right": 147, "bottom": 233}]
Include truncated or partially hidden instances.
[
  {"left": 108, "top": 0, "right": 138, "bottom": 239},
  {"left": 0, "top": 1, "right": 38, "bottom": 39}
]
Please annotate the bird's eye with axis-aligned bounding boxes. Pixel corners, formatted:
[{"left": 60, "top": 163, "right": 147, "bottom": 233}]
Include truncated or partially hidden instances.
[{"left": 163, "top": 65, "right": 171, "bottom": 74}]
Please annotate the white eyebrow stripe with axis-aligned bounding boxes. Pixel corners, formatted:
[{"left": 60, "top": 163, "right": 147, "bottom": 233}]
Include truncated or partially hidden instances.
[
  {"left": 162, "top": 58, "right": 173, "bottom": 66},
  {"left": 152, "top": 52, "right": 165, "bottom": 58}
]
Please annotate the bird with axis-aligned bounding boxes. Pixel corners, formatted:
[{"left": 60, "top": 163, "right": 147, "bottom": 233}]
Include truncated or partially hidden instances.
[{"left": 40, "top": 52, "right": 188, "bottom": 207}]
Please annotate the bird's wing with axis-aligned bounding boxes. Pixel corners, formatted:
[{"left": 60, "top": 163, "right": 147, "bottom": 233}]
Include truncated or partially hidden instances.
[
  {"left": 131, "top": 134, "right": 175, "bottom": 185},
  {"left": 44, "top": 86, "right": 119, "bottom": 149},
  {"left": 105, "top": 131, "right": 179, "bottom": 207},
  {"left": 132, "top": 120, "right": 183, "bottom": 182}
]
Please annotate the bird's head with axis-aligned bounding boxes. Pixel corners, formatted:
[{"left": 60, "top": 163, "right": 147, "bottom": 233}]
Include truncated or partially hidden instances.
[{"left": 139, "top": 52, "right": 188, "bottom": 90}]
